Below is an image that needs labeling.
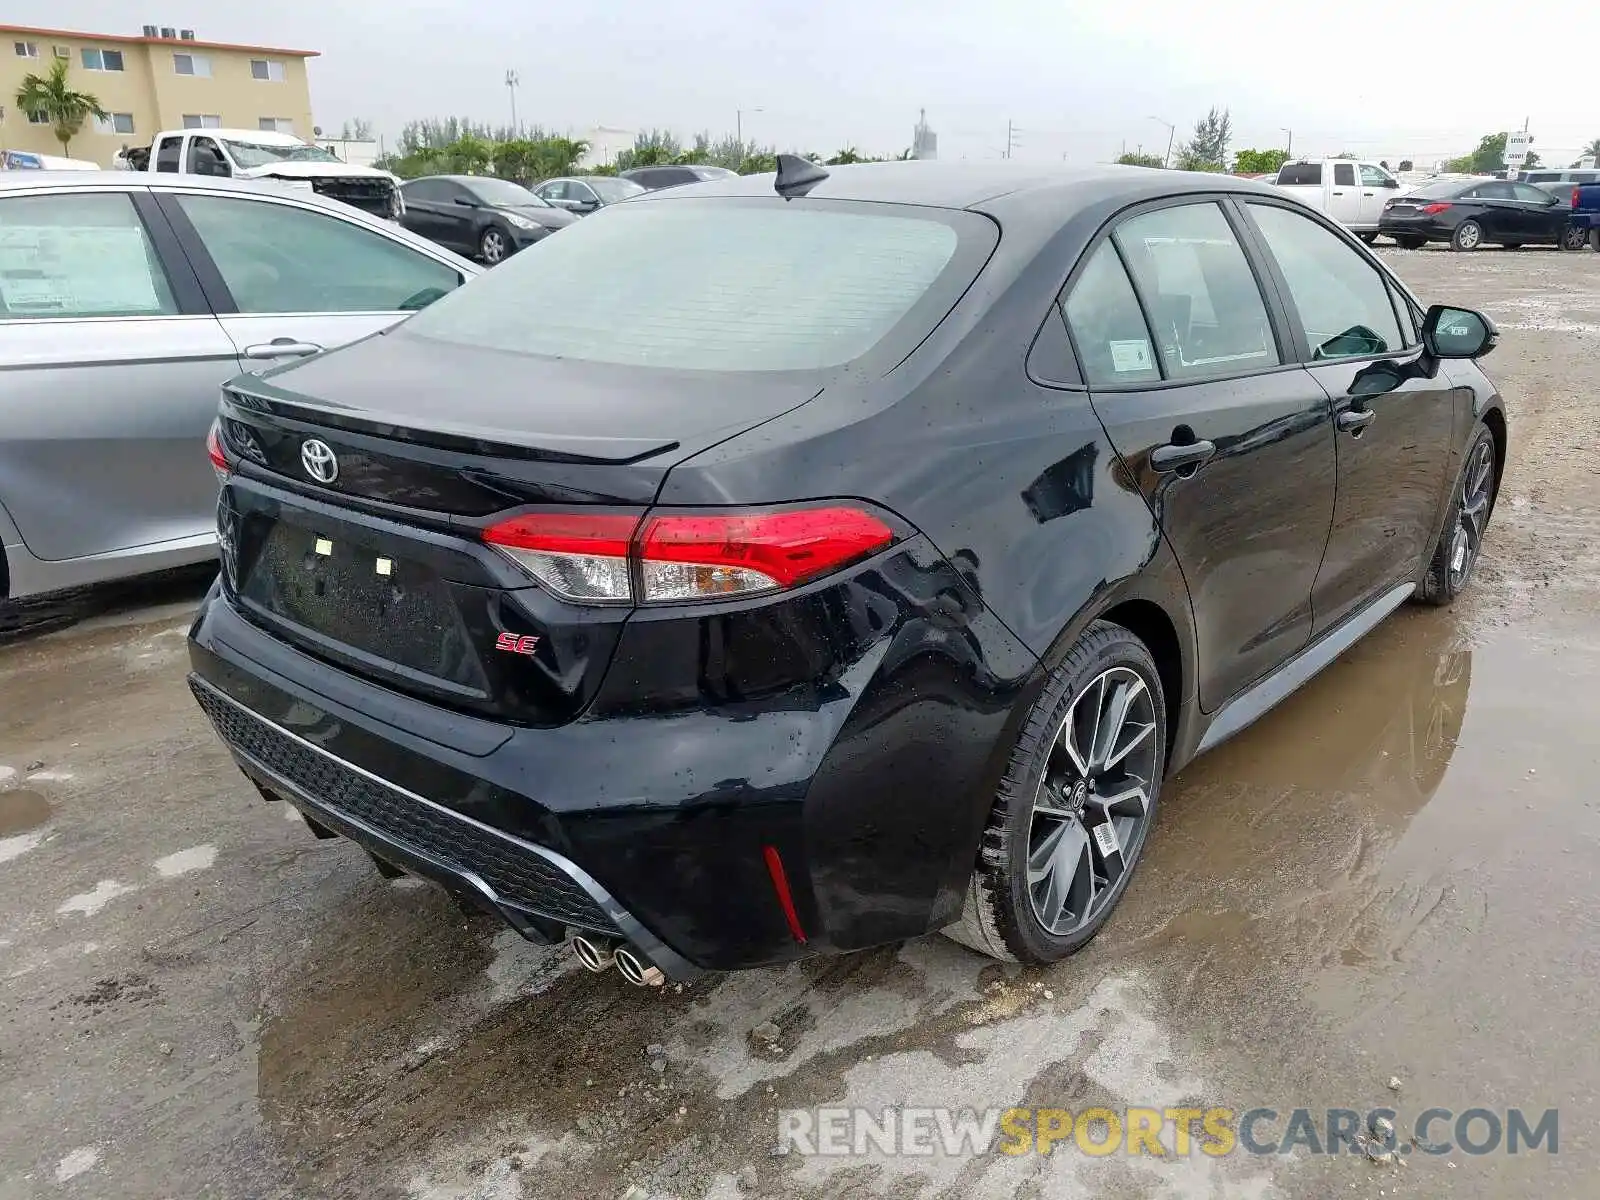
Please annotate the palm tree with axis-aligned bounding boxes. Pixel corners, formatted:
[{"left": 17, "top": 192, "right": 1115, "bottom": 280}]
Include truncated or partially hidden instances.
[
  {"left": 1585, "top": 137, "right": 1600, "bottom": 161},
  {"left": 827, "top": 147, "right": 863, "bottom": 166},
  {"left": 14, "top": 58, "right": 106, "bottom": 156}
]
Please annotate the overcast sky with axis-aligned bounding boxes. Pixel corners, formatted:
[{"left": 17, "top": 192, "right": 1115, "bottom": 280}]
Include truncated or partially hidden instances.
[{"left": 42, "top": 1, "right": 1600, "bottom": 165}]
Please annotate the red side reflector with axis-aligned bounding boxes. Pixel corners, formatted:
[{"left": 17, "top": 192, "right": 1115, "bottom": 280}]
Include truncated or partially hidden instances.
[
  {"left": 762, "top": 845, "right": 808, "bottom": 944},
  {"left": 639, "top": 507, "right": 894, "bottom": 591},
  {"left": 1419, "top": 202, "right": 1452, "bottom": 215},
  {"left": 206, "top": 420, "right": 228, "bottom": 480}
]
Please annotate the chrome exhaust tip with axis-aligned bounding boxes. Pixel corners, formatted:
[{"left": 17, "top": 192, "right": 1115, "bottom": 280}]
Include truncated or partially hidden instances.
[
  {"left": 614, "top": 946, "right": 666, "bottom": 987},
  {"left": 571, "top": 934, "right": 616, "bottom": 973}
]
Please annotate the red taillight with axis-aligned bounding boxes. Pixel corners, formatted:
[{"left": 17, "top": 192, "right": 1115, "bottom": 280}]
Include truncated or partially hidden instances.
[
  {"left": 482, "top": 511, "right": 640, "bottom": 603},
  {"left": 1419, "top": 202, "right": 1452, "bottom": 214},
  {"left": 481, "top": 505, "right": 895, "bottom": 605},
  {"left": 206, "top": 420, "right": 229, "bottom": 481},
  {"left": 762, "top": 845, "right": 808, "bottom": 943},
  {"left": 1574, "top": 187, "right": 1581, "bottom": 209}
]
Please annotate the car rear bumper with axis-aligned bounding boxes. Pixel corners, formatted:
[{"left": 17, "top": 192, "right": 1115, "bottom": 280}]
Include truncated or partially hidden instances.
[
  {"left": 1378, "top": 215, "right": 1450, "bottom": 239},
  {"left": 187, "top": 537, "right": 1039, "bottom": 972}
]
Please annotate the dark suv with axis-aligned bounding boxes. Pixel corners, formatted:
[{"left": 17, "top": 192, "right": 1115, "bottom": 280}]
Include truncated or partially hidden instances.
[
  {"left": 620, "top": 165, "right": 739, "bottom": 190},
  {"left": 191, "top": 161, "right": 1505, "bottom": 985}
]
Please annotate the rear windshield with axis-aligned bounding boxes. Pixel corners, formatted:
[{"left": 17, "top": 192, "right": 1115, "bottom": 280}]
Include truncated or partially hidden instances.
[
  {"left": 1404, "top": 181, "right": 1468, "bottom": 199},
  {"left": 401, "top": 199, "right": 988, "bottom": 372},
  {"left": 1277, "top": 163, "right": 1322, "bottom": 186}
]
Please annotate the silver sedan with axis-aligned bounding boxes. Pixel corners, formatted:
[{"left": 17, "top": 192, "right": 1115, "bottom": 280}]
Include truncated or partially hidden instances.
[{"left": 0, "top": 171, "right": 478, "bottom": 601}]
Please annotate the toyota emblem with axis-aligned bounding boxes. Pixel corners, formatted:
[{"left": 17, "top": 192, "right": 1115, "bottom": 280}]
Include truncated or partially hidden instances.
[{"left": 300, "top": 438, "right": 339, "bottom": 484}]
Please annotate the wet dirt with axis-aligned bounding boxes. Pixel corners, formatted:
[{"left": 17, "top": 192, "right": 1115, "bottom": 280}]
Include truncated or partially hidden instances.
[{"left": 1, "top": 247, "right": 1598, "bottom": 1199}]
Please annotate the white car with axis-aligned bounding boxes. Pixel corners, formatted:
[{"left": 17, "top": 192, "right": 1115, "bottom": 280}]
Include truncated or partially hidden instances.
[{"left": 1272, "top": 159, "right": 1403, "bottom": 240}]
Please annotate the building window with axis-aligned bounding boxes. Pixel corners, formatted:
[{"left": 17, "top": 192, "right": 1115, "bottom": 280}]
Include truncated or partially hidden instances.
[
  {"left": 14, "top": 41, "right": 39, "bottom": 58},
  {"left": 52, "top": 45, "right": 69, "bottom": 59},
  {"left": 250, "top": 59, "right": 286, "bottom": 82},
  {"left": 257, "top": 117, "right": 295, "bottom": 134},
  {"left": 173, "top": 52, "right": 212, "bottom": 77},
  {"left": 81, "top": 48, "right": 126, "bottom": 72},
  {"left": 182, "top": 114, "right": 222, "bottom": 129},
  {"left": 94, "top": 113, "right": 137, "bottom": 135},
  {"left": 27, "top": 109, "right": 51, "bottom": 125}
]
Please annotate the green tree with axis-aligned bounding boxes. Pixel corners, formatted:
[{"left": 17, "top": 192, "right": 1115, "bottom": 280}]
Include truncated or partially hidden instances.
[
  {"left": 1116, "top": 151, "right": 1165, "bottom": 168},
  {"left": 1444, "top": 132, "right": 1508, "bottom": 174},
  {"left": 1232, "top": 147, "right": 1289, "bottom": 174},
  {"left": 1520, "top": 150, "right": 1540, "bottom": 168},
  {"left": 339, "top": 118, "right": 374, "bottom": 141},
  {"left": 1398, "top": 159, "right": 1414, "bottom": 171},
  {"left": 1174, "top": 107, "right": 1232, "bottom": 172},
  {"left": 826, "top": 147, "right": 864, "bottom": 165},
  {"left": 13, "top": 57, "right": 106, "bottom": 156},
  {"left": 615, "top": 129, "right": 682, "bottom": 170}
]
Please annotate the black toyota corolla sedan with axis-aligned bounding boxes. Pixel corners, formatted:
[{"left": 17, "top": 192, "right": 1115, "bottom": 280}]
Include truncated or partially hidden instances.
[
  {"left": 1379, "top": 177, "right": 1585, "bottom": 251},
  {"left": 191, "top": 160, "right": 1505, "bottom": 984}
]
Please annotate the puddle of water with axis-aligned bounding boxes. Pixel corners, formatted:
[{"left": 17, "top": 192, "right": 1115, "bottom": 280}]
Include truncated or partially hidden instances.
[
  {"left": 154, "top": 844, "right": 217, "bottom": 878},
  {"left": 0, "top": 789, "right": 50, "bottom": 837}
]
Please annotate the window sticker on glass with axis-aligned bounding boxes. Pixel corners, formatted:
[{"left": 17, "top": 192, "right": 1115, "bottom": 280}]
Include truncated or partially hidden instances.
[
  {"left": 1109, "top": 338, "right": 1154, "bottom": 373},
  {"left": 0, "top": 226, "right": 166, "bottom": 316}
]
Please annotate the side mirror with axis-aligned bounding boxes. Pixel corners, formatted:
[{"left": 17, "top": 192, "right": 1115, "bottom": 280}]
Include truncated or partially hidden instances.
[
  {"left": 1422, "top": 305, "right": 1498, "bottom": 359},
  {"left": 1383, "top": 178, "right": 1400, "bottom": 188},
  {"left": 574, "top": 197, "right": 599, "bottom": 213},
  {"left": 453, "top": 196, "right": 479, "bottom": 207}
]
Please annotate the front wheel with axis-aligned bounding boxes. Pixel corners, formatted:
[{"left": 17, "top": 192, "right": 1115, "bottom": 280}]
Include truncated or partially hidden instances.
[
  {"left": 1358, "top": 231, "right": 1379, "bottom": 244},
  {"left": 1417, "top": 426, "right": 1498, "bottom": 606},
  {"left": 479, "top": 226, "right": 511, "bottom": 265},
  {"left": 1451, "top": 220, "right": 1483, "bottom": 251},
  {"left": 944, "top": 621, "right": 1166, "bottom": 963}
]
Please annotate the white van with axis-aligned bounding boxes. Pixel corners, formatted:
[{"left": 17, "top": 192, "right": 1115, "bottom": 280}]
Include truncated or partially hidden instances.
[
  {"left": 2, "top": 149, "right": 100, "bottom": 171},
  {"left": 1271, "top": 159, "right": 1402, "bottom": 240}
]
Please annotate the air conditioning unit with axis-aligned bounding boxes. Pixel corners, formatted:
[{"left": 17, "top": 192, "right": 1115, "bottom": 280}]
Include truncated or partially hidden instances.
[
  {"left": 160, "top": 26, "right": 177, "bottom": 39},
  {"left": 180, "top": 30, "right": 195, "bottom": 40},
  {"left": 143, "top": 24, "right": 159, "bottom": 36}
]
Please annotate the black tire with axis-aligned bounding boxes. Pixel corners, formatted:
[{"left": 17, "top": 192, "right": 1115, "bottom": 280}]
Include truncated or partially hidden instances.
[
  {"left": 944, "top": 621, "right": 1167, "bottom": 963},
  {"left": 479, "top": 225, "right": 511, "bottom": 265},
  {"left": 1416, "top": 426, "right": 1498, "bottom": 606},
  {"left": 1503, "top": 243, "right": 1523, "bottom": 251},
  {"left": 1590, "top": 229, "right": 1599, "bottom": 253},
  {"left": 1395, "top": 235, "right": 1427, "bottom": 250},
  {"left": 1559, "top": 225, "right": 1587, "bottom": 251},
  {"left": 1358, "top": 231, "right": 1379, "bottom": 244},
  {"left": 1450, "top": 220, "right": 1483, "bottom": 251}
]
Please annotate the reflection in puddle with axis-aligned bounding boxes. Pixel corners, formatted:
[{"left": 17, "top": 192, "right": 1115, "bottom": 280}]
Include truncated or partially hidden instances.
[{"left": 0, "top": 789, "right": 51, "bottom": 837}]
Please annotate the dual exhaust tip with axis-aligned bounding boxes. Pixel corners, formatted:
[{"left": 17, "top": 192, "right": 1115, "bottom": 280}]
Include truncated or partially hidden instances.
[{"left": 570, "top": 934, "right": 665, "bottom": 987}]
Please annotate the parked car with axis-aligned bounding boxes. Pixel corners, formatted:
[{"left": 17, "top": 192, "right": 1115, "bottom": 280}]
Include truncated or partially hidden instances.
[
  {"left": 122, "top": 129, "right": 403, "bottom": 222},
  {"left": 190, "top": 161, "right": 1505, "bottom": 984},
  {"left": 529, "top": 175, "right": 646, "bottom": 214},
  {"left": 1378, "top": 178, "right": 1586, "bottom": 250},
  {"left": 1572, "top": 181, "right": 1600, "bottom": 250},
  {"left": 0, "top": 172, "right": 477, "bottom": 603},
  {"left": 1272, "top": 158, "right": 1402, "bottom": 241},
  {"left": 399, "top": 175, "right": 575, "bottom": 264},
  {"left": 1516, "top": 168, "right": 1600, "bottom": 187},
  {"left": 620, "top": 165, "right": 739, "bottom": 191}
]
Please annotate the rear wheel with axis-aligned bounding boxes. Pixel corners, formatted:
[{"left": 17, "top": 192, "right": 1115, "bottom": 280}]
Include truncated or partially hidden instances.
[
  {"left": 944, "top": 621, "right": 1166, "bottom": 963},
  {"left": 1590, "top": 229, "right": 1599, "bottom": 252},
  {"left": 1417, "top": 426, "right": 1498, "bottom": 606},
  {"left": 1358, "top": 231, "right": 1379, "bottom": 244},
  {"left": 1451, "top": 220, "right": 1483, "bottom": 251},
  {"left": 1559, "top": 226, "right": 1587, "bottom": 251},
  {"left": 1395, "top": 235, "right": 1427, "bottom": 250}
]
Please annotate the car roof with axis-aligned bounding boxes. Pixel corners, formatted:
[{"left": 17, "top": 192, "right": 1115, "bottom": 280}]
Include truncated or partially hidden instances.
[
  {"left": 162, "top": 128, "right": 304, "bottom": 144},
  {"left": 0, "top": 170, "right": 333, "bottom": 203},
  {"left": 408, "top": 175, "right": 527, "bottom": 186},
  {"left": 630, "top": 160, "right": 1280, "bottom": 213}
]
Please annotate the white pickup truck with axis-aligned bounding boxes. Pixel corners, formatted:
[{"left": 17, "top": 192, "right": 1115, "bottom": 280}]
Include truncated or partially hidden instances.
[
  {"left": 119, "top": 128, "right": 402, "bottom": 221},
  {"left": 1271, "top": 159, "right": 1402, "bottom": 241}
]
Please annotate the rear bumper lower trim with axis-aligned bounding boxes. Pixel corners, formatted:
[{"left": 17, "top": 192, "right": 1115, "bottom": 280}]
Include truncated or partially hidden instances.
[{"left": 190, "top": 674, "right": 702, "bottom": 981}]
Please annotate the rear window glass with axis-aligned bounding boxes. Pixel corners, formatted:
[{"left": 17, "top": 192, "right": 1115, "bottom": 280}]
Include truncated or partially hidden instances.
[
  {"left": 402, "top": 200, "right": 981, "bottom": 372},
  {"left": 1277, "top": 163, "right": 1322, "bottom": 186},
  {"left": 1406, "top": 181, "right": 1467, "bottom": 199}
]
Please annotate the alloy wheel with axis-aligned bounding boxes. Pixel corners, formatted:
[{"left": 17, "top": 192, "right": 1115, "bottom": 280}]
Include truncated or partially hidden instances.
[
  {"left": 1449, "top": 438, "right": 1495, "bottom": 588},
  {"left": 482, "top": 230, "right": 507, "bottom": 264},
  {"left": 1027, "top": 666, "right": 1159, "bottom": 937},
  {"left": 1457, "top": 222, "right": 1481, "bottom": 250}
]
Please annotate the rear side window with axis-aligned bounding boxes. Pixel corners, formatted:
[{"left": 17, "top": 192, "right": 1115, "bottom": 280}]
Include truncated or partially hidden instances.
[
  {"left": 1112, "top": 203, "right": 1280, "bottom": 380},
  {"left": 1246, "top": 203, "right": 1404, "bottom": 360},
  {"left": 1062, "top": 242, "right": 1158, "bottom": 386},
  {"left": 402, "top": 200, "right": 982, "bottom": 372},
  {"left": 0, "top": 192, "right": 178, "bottom": 319},
  {"left": 1277, "top": 163, "right": 1321, "bottom": 186},
  {"left": 176, "top": 194, "right": 462, "bottom": 314},
  {"left": 155, "top": 137, "right": 181, "bottom": 172},
  {"left": 1333, "top": 163, "right": 1356, "bottom": 187}
]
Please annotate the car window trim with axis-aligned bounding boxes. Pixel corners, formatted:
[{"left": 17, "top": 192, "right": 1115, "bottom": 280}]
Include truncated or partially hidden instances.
[
  {"left": 152, "top": 187, "right": 468, "bottom": 317},
  {"left": 0, "top": 183, "right": 207, "bottom": 321},
  {"left": 1231, "top": 194, "right": 1423, "bottom": 366},
  {"left": 1051, "top": 191, "right": 1301, "bottom": 393}
]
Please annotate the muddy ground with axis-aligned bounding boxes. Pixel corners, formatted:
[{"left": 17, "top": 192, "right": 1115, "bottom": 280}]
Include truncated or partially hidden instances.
[{"left": 3, "top": 246, "right": 1599, "bottom": 1200}]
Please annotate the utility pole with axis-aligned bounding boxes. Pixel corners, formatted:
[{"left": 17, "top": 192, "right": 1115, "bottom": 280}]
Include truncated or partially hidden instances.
[
  {"left": 505, "top": 70, "right": 520, "bottom": 137},
  {"left": 1005, "top": 120, "right": 1019, "bottom": 160},
  {"left": 1281, "top": 127, "right": 1293, "bottom": 157},
  {"left": 1148, "top": 116, "right": 1175, "bottom": 168}
]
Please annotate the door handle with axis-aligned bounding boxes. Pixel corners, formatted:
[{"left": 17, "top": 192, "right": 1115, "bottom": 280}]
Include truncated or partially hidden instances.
[
  {"left": 1363, "top": 190, "right": 1375, "bottom": 196},
  {"left": 1336, "top": 407, "right": 1376, "bottom": 435},
  {"left": 1149, "top": 439, "right": 1217, "bottom": 473},
  {"left": 242, "top": 339, "right": 323, "bottom": 360},
  {"left": 1333, "top": 190, "right": 1346, "bottom": 195}
]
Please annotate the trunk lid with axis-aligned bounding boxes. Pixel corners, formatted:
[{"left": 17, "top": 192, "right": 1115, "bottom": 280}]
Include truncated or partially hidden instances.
[{"left": 216, "top": 334, "right": 822, "bottom": 725}]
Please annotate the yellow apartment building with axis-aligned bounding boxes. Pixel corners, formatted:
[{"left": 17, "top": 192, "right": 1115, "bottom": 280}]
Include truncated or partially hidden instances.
[{"left": 1, "top": 24, "right": 317, "bottom": 164}]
